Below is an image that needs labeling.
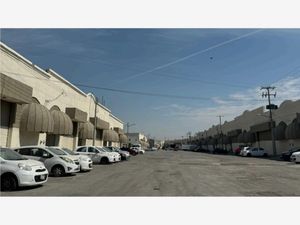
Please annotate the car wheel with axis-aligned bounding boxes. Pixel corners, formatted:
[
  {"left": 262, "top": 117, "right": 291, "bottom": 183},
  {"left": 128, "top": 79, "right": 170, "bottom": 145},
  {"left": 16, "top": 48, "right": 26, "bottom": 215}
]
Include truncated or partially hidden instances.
[
  {"left": 263, "top": 153, "right": 268, "bottom": 157},
  {"left": 51, "top": 165, "right": 65, "bottom": 177},
  {"left": 100, "top": 157, "right": 109, "bottom": 164},
  {"left": 247, "top": 153, "right": 251, "bottom": 157},
  {"left": 1, "top": 174, "right": 18, "bottom": 191}
]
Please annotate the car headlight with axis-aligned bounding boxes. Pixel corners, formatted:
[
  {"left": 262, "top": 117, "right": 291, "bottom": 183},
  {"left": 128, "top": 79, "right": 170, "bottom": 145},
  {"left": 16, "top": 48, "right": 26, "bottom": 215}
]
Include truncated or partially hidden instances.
[
  {"left": 18, "top": 163, "right": 32, "bottom": 171},
  {"left": 60, "top": 157, "right": 74, "bottom": 164}
]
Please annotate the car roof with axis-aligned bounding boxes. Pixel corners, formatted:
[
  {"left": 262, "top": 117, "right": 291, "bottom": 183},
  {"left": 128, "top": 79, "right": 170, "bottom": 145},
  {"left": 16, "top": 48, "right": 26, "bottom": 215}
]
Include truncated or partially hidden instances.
[{"left": 14, "top": 145, "right": 47, "bottom": 149}]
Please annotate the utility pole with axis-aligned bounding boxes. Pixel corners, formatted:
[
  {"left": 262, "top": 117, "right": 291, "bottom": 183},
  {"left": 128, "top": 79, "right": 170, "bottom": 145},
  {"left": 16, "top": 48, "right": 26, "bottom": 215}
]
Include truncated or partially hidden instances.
[
  {"left": 261, "top": 86, "right": 277, "bottom": 156},
  {"left": 217, "top": 115, "right": 224, "bottom": 149},
  {"left": 126, "top": 122, "right": 136, "bottom": 134},
  {"left": 205, "top": 130, "right": 209, "bottom": 151}
]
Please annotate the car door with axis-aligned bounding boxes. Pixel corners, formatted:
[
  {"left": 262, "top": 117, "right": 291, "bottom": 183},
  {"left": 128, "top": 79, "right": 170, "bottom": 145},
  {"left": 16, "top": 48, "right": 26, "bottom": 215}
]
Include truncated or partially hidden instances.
[
  {"left": 76, "top": 147, "right": 88, "bottom": 156},
  {"left": 258, "top": 148, "right": 265, "bottom": 156},
  {"left": 251, "top": 148, "right": 258, "bottom": 156},
  {"left": 88, "top": 147, "right": 100, "bottom": 163},
  {"left": 29, "top": 148, "right": 53, "bottom": 169}
]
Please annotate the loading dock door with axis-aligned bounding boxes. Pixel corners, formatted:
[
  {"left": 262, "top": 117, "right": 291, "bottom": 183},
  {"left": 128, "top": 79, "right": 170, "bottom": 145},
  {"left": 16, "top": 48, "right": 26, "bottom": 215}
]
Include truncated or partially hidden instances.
[{"left": 0, "top": 101, "right": 11, "bottom": 147}]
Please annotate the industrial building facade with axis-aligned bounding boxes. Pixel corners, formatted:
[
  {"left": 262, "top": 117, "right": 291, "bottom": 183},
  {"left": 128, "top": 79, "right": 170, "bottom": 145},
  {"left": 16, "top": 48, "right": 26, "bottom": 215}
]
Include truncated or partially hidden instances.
[
  {"left": 0, "top": 42, "right": 128, "bottom": 149},
  {"left": 197, "top": 101, "right": 300, "bottom": 155},
  {"left": 127, "top": 133, "right": 149, "bottom": 149}
]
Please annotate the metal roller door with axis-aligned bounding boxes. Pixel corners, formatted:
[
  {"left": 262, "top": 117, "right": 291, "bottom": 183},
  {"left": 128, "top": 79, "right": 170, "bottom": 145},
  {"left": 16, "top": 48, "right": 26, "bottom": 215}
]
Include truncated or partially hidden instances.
[{"left": 0, "top": 100, "right": 11, "bottom": 147}]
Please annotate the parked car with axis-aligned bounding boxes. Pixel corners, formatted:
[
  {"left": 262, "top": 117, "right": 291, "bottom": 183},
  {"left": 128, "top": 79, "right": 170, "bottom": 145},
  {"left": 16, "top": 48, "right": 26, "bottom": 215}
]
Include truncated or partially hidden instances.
[
  {"left": 131, "top": 146, "right": 145, "bottom": 154},
  {"left": 239, "top": 146, "right": 251, "bottom": 156},
  {"left": 233, "top": 146, "right": 247, "bottom": 155},
  {"left": 99, "top": 147, "right": 121, "bottom": 162},
  {"left": 212, "top": 148, "right": 229, "bottom": 154},
  {"left": 137, "top": 148, "right": 145, "bottom": 154},
  {"left": 131, "top": 144, "right": 142, "bottom": 151},
  {"left": 192, "top": 146, "right": 202, "bottom": 152},
  {"left": 50, "top": 147, "right": 93, "bottom": 171},
  {"left": 121, "top": 147, "right": 138, "bottom": 156},
  {"left": 240, "top": 147, "right": 268, "bottom": 157},
  {"left": 0, "top": 147, "right": 48, "bottom": 191},
  {"left": 280, "top": 147, "right": 300, "bottom": 161},
  {"left": 14, "top": 146, "right": 80, "bottom": 177},
  {"left": 75, "top": 146, "right": 119, "bottom": 164},
  {"left": 106, "top": 146, "right": 130, "bottom": 160},
  {"left": 290, "top": 152, "right": 300, "bottom": 163},
  {"left": 182, "top": 144, "right": 196, "bottom": 151}
]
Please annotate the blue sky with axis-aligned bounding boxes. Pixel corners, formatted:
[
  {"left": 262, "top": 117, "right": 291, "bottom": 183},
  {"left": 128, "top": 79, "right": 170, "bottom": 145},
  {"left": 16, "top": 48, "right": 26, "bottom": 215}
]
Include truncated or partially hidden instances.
[{"left": 1, "top": 29, "right": 300, "bottom": 140}]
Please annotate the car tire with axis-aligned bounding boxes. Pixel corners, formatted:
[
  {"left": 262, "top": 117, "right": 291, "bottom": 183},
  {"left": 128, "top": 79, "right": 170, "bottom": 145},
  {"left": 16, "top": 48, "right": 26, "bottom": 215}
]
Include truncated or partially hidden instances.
[
  {"left": 51, "top": 165, "right": 65, "bottom": 177},
  {"left": 263, "top": 153, "right": 268, "bottom": 157},
  {"left": 100, "top": 157, "right": 109, "bottom": 164},
  {"left": 247, "top": 153, "right": 251, "bottom": 157},
  {"left": 1, "top": 174, "right": 18, "bottom": 191}
]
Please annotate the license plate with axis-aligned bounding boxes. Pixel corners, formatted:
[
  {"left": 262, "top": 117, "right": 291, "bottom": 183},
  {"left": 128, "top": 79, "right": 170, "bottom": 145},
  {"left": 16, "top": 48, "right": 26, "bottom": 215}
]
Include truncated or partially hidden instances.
[{"left": 40, "top": 175, "right": 46, "bottom": 180}]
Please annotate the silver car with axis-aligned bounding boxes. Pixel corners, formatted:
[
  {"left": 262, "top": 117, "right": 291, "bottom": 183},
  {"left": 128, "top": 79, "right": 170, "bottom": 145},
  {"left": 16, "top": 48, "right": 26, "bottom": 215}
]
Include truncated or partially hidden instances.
[{"left": 14, "top": 146, "right": 80, "bottom": 177}]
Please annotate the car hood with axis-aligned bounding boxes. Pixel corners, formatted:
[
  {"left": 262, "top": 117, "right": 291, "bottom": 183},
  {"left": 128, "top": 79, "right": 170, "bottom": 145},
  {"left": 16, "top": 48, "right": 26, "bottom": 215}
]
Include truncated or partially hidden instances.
[
  {"left": 65, "top": 155, "right": 80, "bottom": 160},
  {"left": 19, "top": 159, "right": 45, "bottom": 167},
  {"left": 110, "top": 152, "right": 120, "bottom": 157},
  {"left": 291, "top": 152, "right": 300, "bottom": 156},
  {"left": 79, "top": 155, "right": 90, "bottom": 160}
]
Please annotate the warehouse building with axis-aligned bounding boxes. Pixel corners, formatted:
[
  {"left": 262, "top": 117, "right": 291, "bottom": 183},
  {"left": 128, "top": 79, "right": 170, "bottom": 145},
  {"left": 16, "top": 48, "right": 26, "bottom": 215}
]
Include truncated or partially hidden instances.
[
  {"left": 0, "top": 42, "right": 126, "bottom": 149},
  {"left": 198, "top": 100, "right": 300, "bottom": 155},
  {"left": 127, "top": 133, "right": 149, "bottom": 149}
]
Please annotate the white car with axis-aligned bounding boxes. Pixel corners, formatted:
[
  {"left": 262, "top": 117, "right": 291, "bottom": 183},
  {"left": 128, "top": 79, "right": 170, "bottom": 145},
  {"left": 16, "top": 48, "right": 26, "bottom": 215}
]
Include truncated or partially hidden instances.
[
  {"left": 240, "top": 147, "right": 268, "bottom": 157},
  {"left": 14, "top": 146, "right": 80, "bottom": 177},
  {"left": 139, "top": 149, "right": 145, "bottom": 154},
  {"left": 290, "top": 152, "right": 300, "bottom": 163},
  {"left": 99, "top": 147, "right": 121, "bottom": 162},
  {"left": 239, "top": 146, "right": 250, "bottom": 156},
  {"left": 75, "top": 146, "right": 119, "bottom": 164},
  {"left": 105, "top": 146, "right": 130, "bottom": 160},
  {"left": 131, "top": 147, "right": 145, "bottom": 154},
  {"left": 49, "top": 147, "right": 93, "bottom": 171},
  {"left": 0, "top": 147, "right": 48, "bottom": 191}
]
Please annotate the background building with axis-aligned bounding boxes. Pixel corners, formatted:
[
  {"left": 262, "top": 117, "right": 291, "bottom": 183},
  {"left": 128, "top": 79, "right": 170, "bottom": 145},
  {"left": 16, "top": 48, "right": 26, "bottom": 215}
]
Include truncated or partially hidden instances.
[
  {"left": 127, "top": 132, "right": 149, "bottom": 149},
  {"left": 196, "top": 101, "right": 300, "bottom": 155}
]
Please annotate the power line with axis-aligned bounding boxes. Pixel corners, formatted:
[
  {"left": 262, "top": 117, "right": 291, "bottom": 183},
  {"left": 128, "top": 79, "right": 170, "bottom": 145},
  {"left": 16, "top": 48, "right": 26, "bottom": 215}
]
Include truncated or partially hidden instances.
[
  {"left": 0, "top": 70, "right": 267, "bottom": 102},
  {"left": 38, "top": 52, "right": 253, "bottom": 89}
]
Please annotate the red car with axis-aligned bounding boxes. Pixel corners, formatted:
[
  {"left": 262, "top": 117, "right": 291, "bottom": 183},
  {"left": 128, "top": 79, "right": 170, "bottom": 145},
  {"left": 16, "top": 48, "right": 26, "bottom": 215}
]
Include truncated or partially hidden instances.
[{"left": 233, "top": 147, "right": 242, "bottom": 155}]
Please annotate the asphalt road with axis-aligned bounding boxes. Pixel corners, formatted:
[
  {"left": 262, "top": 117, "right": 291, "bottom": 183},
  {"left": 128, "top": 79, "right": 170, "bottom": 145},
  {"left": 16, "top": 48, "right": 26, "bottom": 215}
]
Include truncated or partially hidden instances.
[{"left": 1, "top": 150, "right": 300, "bottom": 196}]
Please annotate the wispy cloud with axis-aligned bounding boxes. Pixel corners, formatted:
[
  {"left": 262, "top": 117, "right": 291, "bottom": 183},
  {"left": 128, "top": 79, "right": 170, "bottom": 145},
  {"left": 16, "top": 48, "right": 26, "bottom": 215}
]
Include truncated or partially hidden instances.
[
  {"left": 119, "top": 29, "right": 263, "bottom": 82},
  {"left": 153, "top": 76, "right": 300, "bottom": 132}
]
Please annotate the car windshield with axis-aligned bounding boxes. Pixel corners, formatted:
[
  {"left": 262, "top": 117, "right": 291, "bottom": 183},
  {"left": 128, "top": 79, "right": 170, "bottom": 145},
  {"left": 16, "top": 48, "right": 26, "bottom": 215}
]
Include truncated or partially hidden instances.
[
  {"left": 0, "top": 148, "right": 27, "bottom": 160},
  {"left": 96, "top": 147, "right": 107, "bottom": 152},
  {"left": 62, "top": 148, "right": 78, "bottom": 155},
  {"left": 102, "top": 147, "right": 113, "bottom": 152},
  {"left": 46, "top": 147, "right": 67, "bottom": 155},
  {"left": 289, "top": 147, "right": 300, "bottom": 152}
]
